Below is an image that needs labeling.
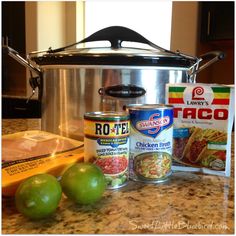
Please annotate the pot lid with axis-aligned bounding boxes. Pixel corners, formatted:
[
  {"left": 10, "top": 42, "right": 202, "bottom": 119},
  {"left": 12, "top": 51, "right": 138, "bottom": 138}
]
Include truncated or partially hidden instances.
[{"left": 31, "top": 26, "right": 198, "bottom": 67}]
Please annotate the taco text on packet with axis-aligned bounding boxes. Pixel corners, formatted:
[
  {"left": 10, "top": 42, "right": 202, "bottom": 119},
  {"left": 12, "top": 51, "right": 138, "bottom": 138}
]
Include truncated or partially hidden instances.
[{"left": 166, "top": 83, "right": 234, "bottom": 177}]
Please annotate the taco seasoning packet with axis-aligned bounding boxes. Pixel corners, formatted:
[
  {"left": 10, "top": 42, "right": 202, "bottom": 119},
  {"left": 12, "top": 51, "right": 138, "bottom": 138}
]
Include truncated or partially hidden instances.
[{"left": 166, "top": 83, "right": 235, "bottom": 177}]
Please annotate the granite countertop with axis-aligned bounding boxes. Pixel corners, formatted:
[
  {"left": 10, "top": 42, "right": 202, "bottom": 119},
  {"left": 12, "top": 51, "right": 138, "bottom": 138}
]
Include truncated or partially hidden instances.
[{"left": 2, "top": 119, "right": 234, "bottom": 234}]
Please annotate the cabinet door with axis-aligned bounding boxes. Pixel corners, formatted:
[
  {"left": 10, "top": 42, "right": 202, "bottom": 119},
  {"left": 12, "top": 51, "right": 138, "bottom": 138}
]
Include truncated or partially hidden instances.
[
  {"left": 200, "top": 2, "right": 234, "bottom": 41},
  {"left": 2, "top": 97, "right": 41, "bottom": 118},
  {"left": 2, "top": 2, "right": 26, "bottom": 52},
  {"left": 2, "top": 2, "right": 27, "bottom": 96}
]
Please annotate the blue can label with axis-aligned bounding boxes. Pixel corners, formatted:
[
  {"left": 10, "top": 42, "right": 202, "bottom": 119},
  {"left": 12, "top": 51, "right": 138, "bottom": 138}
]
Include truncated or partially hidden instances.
[
  {"left": 130, "top": 109, "right": 173, "bottom": 139},
  {"left": 128, "top": 106, "right": 173, "bottom": 182}
]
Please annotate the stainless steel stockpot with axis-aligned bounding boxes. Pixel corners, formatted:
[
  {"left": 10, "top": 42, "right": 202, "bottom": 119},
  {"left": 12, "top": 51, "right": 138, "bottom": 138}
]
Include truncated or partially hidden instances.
[{"left": 5, "top": 26, "right": 224, "bottom": 140}]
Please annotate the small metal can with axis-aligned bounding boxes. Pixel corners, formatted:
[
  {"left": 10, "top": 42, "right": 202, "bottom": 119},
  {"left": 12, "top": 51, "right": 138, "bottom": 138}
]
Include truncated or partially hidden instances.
[
  {"left": 84, "top": 111, "right": 130, "bottom": 189},
  {"left": 126, "top": 104, "right": 173, "bottom": 183}
]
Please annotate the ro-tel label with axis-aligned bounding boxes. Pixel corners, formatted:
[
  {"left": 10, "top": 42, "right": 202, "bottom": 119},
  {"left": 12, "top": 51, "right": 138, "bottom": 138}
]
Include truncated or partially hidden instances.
[
  {"left": 84, "top": 120, "right": 129, "bottom": 148},
  {"left": 84, "top": 117, "right": 130, "bottom": 189}
]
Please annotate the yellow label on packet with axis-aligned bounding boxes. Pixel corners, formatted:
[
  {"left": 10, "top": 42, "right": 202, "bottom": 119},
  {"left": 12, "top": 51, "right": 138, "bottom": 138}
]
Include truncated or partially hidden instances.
[
  {"left": 2, "top": 130, "right": 84, "bottom": 196},
  {"left": 2, "top": 148, "right": 84, "bottom": 196}
]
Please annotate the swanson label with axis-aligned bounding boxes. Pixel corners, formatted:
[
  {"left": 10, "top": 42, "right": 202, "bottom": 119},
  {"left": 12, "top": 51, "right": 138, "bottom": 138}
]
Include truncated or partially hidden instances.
[
  {"left": 130, "top": 109, "right": 173, "bottom": 139},
  {"left": 128, "top": 105, "right": 173, "bottom": 183}
]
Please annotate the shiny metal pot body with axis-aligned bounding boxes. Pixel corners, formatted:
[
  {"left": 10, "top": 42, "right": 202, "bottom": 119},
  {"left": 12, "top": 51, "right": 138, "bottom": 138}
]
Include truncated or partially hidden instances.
[
  {"left": 4, "top": 26, "right": 224, "bottom": 141},
  {"left": 40, "top": 65, "right": 188, "bottom": 140}
]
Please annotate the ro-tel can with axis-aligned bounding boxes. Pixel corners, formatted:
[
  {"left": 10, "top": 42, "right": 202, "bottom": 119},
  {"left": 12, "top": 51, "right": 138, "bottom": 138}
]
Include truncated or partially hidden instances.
[
  {"left": 127, "top": 104, "right": 173, "bottom": 183},
  {"left": 84, "top": 112, "right": 130, "bottom": 189}
]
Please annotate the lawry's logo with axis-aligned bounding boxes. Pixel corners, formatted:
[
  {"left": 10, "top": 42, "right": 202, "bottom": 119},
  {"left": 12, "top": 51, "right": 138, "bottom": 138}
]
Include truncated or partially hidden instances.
[
  {"left": 183, "top": 86, "right": 213, "bottom": 106},
  {"left": 192, "top": 86, "right": 205, "bottom": 100},
  {"left": 136, "top": 113, "right": 170, "bottom": 135}
]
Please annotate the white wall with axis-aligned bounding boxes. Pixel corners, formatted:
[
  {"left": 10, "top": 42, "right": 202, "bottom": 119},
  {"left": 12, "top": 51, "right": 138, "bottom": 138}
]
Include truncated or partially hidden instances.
[
  {"left": 36, "top": 1, "right": 66, "bottom": 50},
  {"left": 84, "top": 1, "right": 173, "bottom": 50},
  {"left": 76, "top": 1, "right": 85, "bottom": 43},
  {"left": 26, "top": 1, "right": 173, "bottom": 51}
]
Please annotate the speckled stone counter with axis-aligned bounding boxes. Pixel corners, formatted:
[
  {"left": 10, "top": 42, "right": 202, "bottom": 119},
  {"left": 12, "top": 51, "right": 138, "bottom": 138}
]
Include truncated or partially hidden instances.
[{"left": 2, "top": 119, "right": 234, "bottom": 234}]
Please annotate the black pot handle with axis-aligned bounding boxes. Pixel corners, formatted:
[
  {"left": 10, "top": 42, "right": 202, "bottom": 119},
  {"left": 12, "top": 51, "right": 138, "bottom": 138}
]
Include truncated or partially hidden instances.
[
  {"left": 46, "top": 26, "right": 195, "bottom": 60},
  {"left": 49, "top": 26, "right": 170, "bottom": 53},
  {"left": 189, "top": 50, "right": 225, "bottom": 77},
  {"left": 200, "top": 50, "right": 225, "bottom": 61},
  {"left": 79, "top": 26, "right": 161, "bottom": 50}
]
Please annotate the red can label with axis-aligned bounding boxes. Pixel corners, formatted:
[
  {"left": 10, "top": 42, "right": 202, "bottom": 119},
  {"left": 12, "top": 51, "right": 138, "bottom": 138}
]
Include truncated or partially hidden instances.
[{"left": 84, "top": 112, "right": 130, "bottom": 189}]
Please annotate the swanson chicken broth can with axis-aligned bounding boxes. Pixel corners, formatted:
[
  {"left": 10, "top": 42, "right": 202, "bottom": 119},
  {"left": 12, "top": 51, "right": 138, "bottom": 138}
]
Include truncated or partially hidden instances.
[
  {"left": 126, "top": 104, "right": 173, "bottom": 183},
  {"left": 84, "top": 112, "right": 130, "bottom": 189}
]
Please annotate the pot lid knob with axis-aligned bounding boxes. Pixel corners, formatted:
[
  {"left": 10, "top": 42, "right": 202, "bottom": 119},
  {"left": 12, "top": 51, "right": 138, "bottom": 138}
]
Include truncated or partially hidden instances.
[{"left": 79, "top": 26, "right": 153, "bottom": 49}]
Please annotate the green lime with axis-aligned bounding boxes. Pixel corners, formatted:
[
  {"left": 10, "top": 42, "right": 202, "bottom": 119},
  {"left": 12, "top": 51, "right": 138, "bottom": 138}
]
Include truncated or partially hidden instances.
[
  {"left": 15, "top": 174, "right": 62, "bottom": 220},
  {"left": 60, "top": 163, "right": 106, "bottom": 205}
]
